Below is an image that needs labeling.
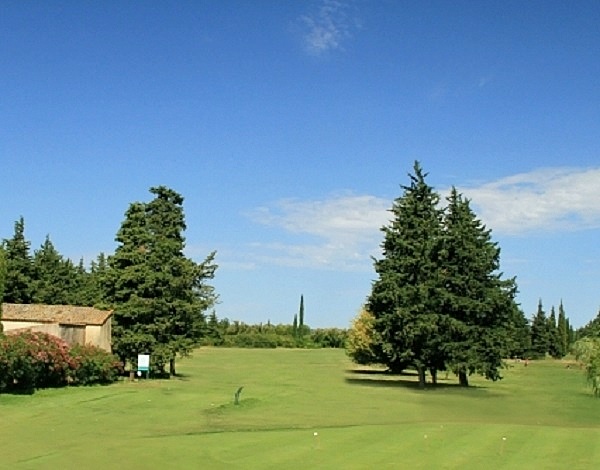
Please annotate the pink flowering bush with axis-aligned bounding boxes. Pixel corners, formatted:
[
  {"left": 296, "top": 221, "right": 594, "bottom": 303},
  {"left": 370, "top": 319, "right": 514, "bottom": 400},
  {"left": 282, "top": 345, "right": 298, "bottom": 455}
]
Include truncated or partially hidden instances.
[{"left": 0, "top": 331, "right": 122, "bottom": 393}]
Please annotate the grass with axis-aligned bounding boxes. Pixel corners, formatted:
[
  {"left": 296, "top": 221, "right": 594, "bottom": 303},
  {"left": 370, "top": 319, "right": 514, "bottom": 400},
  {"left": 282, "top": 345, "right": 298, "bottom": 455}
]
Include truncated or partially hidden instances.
[{"left": 1, "top": 348, "right": 599, "bottom": 469}]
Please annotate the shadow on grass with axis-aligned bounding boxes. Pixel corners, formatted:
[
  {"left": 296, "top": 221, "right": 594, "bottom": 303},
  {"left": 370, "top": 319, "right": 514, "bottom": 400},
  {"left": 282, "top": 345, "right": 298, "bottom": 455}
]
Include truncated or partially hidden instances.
[
  {"left": 344, "top": 374, "right": 491, "bottom": 393},
  {"left": 346, "top": 368, "right": 418, "bottom": 377}
]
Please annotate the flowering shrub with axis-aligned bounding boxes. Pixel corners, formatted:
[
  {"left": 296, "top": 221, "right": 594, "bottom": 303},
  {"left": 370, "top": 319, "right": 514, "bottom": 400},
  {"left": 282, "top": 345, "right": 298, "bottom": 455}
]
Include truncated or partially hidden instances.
[{"left": 0, "top": 331, "right": 122, "bottom": 393}]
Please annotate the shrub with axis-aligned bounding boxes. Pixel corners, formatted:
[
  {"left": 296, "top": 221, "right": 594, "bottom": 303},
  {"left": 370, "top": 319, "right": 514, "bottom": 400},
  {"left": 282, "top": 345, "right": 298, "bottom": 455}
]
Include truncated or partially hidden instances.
[
  {"left": 0, "top": 331, "right": 122, "bottom": 393},
  {"left": 69, "top": 344, "right": 123, "bottom": 385},
  {"left": 0, "top": 331, "right": 75, "bottom": 393}
]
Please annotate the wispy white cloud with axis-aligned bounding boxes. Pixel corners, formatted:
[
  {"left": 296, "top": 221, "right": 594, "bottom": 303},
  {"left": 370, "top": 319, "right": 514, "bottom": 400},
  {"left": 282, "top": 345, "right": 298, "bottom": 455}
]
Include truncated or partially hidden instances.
[
  {"left": 457, "top": 167, "right": 600, "bottom": 235},
  {"left": 299, "top": 0, "right": 359, "bottom": 56},
  {"left": 247, "top": 193, "right": 389, "bottom": 270},
  {"left": 238, "top": 167, "right": 600, "bottom": 271}
]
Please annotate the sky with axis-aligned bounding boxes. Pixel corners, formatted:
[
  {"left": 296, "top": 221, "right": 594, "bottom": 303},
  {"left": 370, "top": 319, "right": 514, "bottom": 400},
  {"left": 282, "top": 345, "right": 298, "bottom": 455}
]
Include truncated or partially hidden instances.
[{"left": 1, "top": 1, "right": 599, "bottom": 328}]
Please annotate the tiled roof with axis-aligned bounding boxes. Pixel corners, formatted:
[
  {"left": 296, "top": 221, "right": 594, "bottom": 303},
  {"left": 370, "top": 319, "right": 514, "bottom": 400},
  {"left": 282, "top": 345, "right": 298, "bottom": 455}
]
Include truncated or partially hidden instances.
[{"left": 1, "top": 303, "right": 113, "bottom": 326}]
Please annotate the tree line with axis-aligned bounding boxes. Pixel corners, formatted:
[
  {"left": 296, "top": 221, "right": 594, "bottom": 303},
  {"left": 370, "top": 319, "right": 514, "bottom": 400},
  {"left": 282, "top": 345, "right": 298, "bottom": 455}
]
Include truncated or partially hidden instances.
[
  {"left": 0, "top": 187, "right": 344, "bottom": 379},
  {"left": 347, "top": 162, "right": 579, "bottom": 388}
]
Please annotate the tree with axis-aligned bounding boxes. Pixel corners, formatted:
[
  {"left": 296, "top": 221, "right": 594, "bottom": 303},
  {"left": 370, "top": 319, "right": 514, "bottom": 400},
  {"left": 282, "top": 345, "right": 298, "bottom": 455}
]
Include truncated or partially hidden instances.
[
  {"left": 547, "top": 306, "right": 563, "bottom": 359},
  {"left": 346, "top": 307, "right": 382, "bottom": 365},
  {"left": 557, "top": 301, "right": 569, "bottom": 357},
  {"left": 530, "top": 300, "right": 550, "bottom": 358},
  {"left": 573, "top": 338, "right": 600, "bottom": 397},
  {"left": 31, "top": 236, "right": 81, "bottom": 305},
  {"left": 2, "top": 217, "right": 34, "bottom": 304},
  {"left": 106, "top": 186, "right": 217, "bottom": 376},
  {"left": 367, "top": 162, "right": 445, "bottom": 387},
  {"left": 0, "top": 245, "right": 5, "bottom": 333},
  {"left": 440, "top": 188, "right": 519, "bottom": 386}
]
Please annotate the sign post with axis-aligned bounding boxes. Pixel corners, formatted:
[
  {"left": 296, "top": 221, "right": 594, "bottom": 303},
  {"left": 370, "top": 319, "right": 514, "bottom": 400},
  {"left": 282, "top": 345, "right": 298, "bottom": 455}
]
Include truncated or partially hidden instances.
[{"left": 137, "top": 354, "right": 150, "bottom": 379}]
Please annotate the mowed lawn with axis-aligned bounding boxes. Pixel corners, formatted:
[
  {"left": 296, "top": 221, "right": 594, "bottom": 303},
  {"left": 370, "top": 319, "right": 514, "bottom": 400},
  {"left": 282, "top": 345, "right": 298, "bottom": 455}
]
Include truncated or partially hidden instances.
[{"left": 1, "top": 348, "right": 599, "bottom": 469}]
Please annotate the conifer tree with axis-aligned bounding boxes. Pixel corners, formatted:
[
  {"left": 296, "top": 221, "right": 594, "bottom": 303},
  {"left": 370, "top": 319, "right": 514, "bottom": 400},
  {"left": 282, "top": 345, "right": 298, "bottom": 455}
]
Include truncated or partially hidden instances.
[
  {"left": 440, "top": 188, "right": 519, "bottom": 385},
  {"left": 530, "top": 300, "right": 550, "bottom": 358},
  {"left": 368, "top": 162, "right": 445, "bottom": 387},
  {"left": 106, "top": 186, "right": 217, "bottom": 376},
  {"left": 2, "top": 217, "right": 34, "bottom": 304},
  {"left": 557, "top": 301, "right": 568, "bottom": 357}
]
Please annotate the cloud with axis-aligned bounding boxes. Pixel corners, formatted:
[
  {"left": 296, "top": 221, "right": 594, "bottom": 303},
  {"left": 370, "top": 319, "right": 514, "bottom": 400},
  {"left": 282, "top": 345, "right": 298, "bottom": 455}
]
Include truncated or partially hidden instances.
[
  {"left": 247, "top": 193, "right": 390, "bottom": 270},
  {"left": 239, "top": 167, "right": 600, "bottom": 271},
  {"left": 457, "top": 167, "right": 600, "bottom": 235},
  {"left": 299, "top": 0, "right": 359, "bottom": 56}
]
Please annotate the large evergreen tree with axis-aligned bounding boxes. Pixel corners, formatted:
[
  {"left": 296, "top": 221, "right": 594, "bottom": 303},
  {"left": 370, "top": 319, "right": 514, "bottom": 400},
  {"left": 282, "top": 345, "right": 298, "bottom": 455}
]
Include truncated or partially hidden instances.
[
  {"left": 2, "top": 217, "right": 34, "bottom": 304},
  {"left": 440, "top": 188, "right": 519, "bottom": 386},
  {"left": 106, "top": 186, "right": 217, "bottom": 376},
  {"left": 367, "top": 162, "right": 445, "bottom": 387}
]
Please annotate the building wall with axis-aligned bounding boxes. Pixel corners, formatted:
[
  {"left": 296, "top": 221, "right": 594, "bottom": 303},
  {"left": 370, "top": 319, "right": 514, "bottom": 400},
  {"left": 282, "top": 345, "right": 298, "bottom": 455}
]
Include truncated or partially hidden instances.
[
  {"left": 85, "top": 320, "right": 112, "bottom": 352},
  {"left": 2, "top": 321, "right": 60, "bottom": 337},
  {"left": 1, "top": 320, "right": 112, "bottom": 353}
]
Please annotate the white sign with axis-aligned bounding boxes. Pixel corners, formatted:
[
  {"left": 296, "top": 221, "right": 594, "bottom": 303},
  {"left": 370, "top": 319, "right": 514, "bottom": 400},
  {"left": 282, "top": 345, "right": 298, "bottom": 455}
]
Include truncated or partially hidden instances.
[{"left": 138, "top": 354, "right": 150, "bottom": 372}]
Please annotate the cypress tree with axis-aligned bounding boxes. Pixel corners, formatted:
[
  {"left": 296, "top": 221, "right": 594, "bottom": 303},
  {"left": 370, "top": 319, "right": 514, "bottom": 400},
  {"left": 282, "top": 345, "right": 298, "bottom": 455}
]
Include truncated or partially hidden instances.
[{"left": 557, "top": 301, "right": 568, "bottom": 356}]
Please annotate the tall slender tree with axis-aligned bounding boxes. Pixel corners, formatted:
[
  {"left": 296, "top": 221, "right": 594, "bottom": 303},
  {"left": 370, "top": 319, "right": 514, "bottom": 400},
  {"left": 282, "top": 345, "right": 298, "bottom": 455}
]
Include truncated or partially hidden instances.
[
  {"left": 368, "top": 162, "right": 445, "bottom": 387},
  {"left": 557, "top": 301, "right": 569, "bottom": 356},
  {"left": 0, "top": 245, "right": 5, "bottom": 333}
]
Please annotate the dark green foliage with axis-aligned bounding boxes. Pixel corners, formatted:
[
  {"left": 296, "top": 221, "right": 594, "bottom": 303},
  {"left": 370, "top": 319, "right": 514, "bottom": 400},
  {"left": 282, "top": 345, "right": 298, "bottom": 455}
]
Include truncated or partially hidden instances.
[
  {"left": 0, "top": 246, "right": 5, "bottom": 333},
  {"left": 106, "top": 186, "right": 217, "bottom": 376},
  {"left": 367, "top": 163, "right": 520, "bottom": 387},
  {"left": 69, "top": 344, "right": 123, "bottom": 385},
  {"left": 367, "top": 162, "right": 445, "bottom": 386},
  {"left": 577, "top": 308, "right": 600, "bottom": 340},
  {"left": 557, "top": 301, "right": 568, "bottom": 356},
  {"left": 530, "top": 300, "right": 550, "bottom": 358},
  {"left": 299, "top": 295, "right": 305, "bottom": 327},
  {"left": 2, "top": 217, "right": 34, "bottom": 304}
]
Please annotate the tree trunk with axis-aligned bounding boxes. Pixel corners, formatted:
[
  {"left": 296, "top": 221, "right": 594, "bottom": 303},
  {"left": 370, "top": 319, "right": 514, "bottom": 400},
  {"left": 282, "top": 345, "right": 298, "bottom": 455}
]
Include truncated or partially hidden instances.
[
  {"left": 430, "top": 368, "right": 437, "bottom": 385},
  {"left": 458, "top": 371, "right": 469, "bottom": 387},
  {"left": 417, "top": 366, "right": 426, "bottom": 389},
  {"left": 169, "top": 358, "right": 176, "bottom": 377}
]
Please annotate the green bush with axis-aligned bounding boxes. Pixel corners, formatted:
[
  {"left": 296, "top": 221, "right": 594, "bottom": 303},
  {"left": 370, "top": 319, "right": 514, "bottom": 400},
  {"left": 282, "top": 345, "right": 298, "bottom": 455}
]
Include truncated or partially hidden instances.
[{"left": 69, "top": 344, "right": 123, "bottom": 385}]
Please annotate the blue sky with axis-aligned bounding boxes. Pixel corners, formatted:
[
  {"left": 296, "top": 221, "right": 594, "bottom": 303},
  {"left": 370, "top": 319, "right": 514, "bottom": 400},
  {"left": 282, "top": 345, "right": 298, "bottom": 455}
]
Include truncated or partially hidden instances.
[{"left": 1, "top": 1, "right": 599, "bottom": 328}]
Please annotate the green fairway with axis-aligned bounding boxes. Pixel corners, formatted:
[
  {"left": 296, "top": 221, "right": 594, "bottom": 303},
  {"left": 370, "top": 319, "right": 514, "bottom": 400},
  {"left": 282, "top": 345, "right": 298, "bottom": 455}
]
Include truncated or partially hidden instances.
[{"left": 1, "top": 348, "right": 599, "bottom": 469}]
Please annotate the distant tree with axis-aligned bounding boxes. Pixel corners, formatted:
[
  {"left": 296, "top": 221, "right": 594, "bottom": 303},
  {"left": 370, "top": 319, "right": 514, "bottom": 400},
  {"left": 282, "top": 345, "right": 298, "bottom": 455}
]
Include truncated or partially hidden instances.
[
  {"left": 292, "top": 314, "right": 298, "bottom": 338},
  {"left": 2, "top": 217, "right": 34, "bottom": 304},
  {"left": 31, "top": 235, "right": 79, "bottom": 305},
  {"left": 530, "top": 300, "right": 550, "bottom": 358},
  {"left": 573, "top": 337, "right": 600, "bottom": 397},
  {"left": 440, "top": 187, "right": 519, "bottom": 386},
  {"left": 0, "top": 246, "right": 5, "bottom": 333},
  {"left": 367, "top": 162, "right": 445, "bottom": 387},
  {"left": 557, "top": 301, "right": 569, "bottom": 357},
  {"left": 106, "top": 186, "right": 217, "bottom": 376},
  {"left": 577, "top": 308, "right": 600, "bottom": 340},
  {"left": 299, "top": 295, "right": 304, "bottom": 327}
]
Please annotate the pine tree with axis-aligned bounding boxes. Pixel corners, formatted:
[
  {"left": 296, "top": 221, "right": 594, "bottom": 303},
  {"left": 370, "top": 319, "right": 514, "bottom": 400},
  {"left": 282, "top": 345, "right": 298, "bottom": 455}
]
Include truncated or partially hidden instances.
[
  {"left": 547, "top": 306, "right": 563, "bottom": 358},
  {"left": 2, "top": 217, "right": 34, "bottom": 304},
  {"left": 530, "top": 300, "right": 550, "bottom": 358},
  {"left": 106, "top": 186, "right": 217, "bottom": 376},
  {"left": 367, "top": 162, "right": 445, "bottom": 387},
  {"left": 31, "top": 236, "right": 81, "bottom": 305},
  {"left": 440, "top": 188, "right": 519, "bottom": 385}
]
